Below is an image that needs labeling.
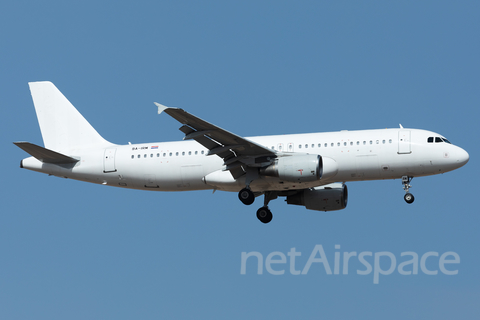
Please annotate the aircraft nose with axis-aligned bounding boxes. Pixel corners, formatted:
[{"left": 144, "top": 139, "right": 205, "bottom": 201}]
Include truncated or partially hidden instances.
[{"left": 454, "top": 147, "right": 469, "bottom": 168}]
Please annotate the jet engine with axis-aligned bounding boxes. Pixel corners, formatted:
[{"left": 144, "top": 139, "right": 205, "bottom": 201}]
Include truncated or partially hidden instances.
[
  {"left": 259, "top": 154, "right": 338, "bottom": 183},
  {"left": 286, "top": 182, "right": 348, "bottom": 211}
]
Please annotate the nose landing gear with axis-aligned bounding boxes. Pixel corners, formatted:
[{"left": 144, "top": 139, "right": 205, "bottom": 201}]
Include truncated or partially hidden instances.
[
  {"left": 402, "top": 176, "right": 415, "bottom": 204},
  {"left": 404, "top": 192, "right": 415, "bottom": 204}
]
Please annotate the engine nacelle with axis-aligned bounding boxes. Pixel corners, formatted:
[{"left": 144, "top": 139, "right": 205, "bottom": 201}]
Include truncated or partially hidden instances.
[
  {"left": 286, "top": 182, "right": 348, "bottom": 211},
  {"left": 259, "top": 154, "right": 338, "bottom": 183}
]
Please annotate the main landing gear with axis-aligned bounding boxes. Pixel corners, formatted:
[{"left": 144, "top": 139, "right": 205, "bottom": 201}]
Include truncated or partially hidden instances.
[
  {"left": 238, "top": 188, "right": 277, "bottom": 224},
  {"left": 256, "top": 206, "right": 273, "bottom": 224},
  {"left": 402, "top": 175, "right": 415, "bottom": 204},
  {"left": 238, "top": 188, "right": 255, "bottom": 205}
]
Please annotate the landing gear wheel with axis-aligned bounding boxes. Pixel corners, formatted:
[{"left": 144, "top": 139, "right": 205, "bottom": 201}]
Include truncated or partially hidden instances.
[
  {"left": 404, "top": 193, "right": 415, "bottom": 204},
  {"left": 256, "top": 207, "right": 273, "bottom": 224},
  {"left": 238, "top": 188, "right": 255, "bottom": 205}
]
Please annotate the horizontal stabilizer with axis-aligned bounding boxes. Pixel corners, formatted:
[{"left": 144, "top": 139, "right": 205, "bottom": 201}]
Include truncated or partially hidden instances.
[{"left": 14, "top": 142, "right": 79, "bottom": 164}]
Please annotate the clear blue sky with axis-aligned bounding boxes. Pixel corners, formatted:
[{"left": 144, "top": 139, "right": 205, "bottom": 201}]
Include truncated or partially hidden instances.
[{"left": 1, "top": 1, "right": 479, "bottom": 319}]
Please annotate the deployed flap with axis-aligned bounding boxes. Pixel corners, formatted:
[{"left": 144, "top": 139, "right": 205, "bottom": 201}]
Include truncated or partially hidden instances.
[
  {"left": 155, "top": 103, "right": 276, "bottom": 178},
  {"left": 14, "top": 142, "right": 79, "bottom": 164}
]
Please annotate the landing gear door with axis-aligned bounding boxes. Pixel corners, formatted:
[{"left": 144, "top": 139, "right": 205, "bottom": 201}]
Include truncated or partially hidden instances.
[
  {"left": 398, "top": 130, "right": 411, "bottom": 154},
  {"left": 103, "top": 148, "right": 117, "bottom": 173}
]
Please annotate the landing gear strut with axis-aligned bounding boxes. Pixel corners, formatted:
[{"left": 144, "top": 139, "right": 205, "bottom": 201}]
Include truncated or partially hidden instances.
[
  {"left": 238, "top": 167, "right": 258, "bottom": 206},
  {"left": 402, "top": 176, "right": 415, "bottom": 204},
  {"left": 256, "top": 191, "right": 277, "bottom": 224},
  {"left": 237, "top": 166, "right": 278, "bottom": 223}
]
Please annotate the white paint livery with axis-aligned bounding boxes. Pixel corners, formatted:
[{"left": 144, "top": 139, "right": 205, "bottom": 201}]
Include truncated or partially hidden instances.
[{"left": 15, "top": 82, "right": 469, "bottom": 223}]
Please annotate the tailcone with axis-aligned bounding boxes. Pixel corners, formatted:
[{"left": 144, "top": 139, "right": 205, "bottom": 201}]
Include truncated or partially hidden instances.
[{"left": 21, "top": 156, "right": 44, "bottom": 171}]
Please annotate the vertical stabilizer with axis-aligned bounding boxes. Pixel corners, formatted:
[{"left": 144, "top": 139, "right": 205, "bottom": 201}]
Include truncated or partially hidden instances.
[{"left": 29, "top": 81, "right": 112, "bottom": 153}]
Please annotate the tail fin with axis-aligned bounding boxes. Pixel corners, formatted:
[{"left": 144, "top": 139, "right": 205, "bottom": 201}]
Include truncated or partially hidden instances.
[{"left": 29, "top": 81, "right": 112, "bottom": 153}]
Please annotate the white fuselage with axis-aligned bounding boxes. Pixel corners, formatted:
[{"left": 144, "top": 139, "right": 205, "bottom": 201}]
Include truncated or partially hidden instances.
[{"left": 21, "top": 128, "right": 469, "bottom": 193}]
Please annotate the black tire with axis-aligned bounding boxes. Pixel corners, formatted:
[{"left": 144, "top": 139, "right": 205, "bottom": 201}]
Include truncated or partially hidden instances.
[
  {"left": 238, "top": 188, "right": 255, "bottom": 205},
  {"left": 404, "top": 193, "right": 415, "bottom": 204},
  {"left": 256, "top": 207, "right": 273, "bottom": 224}
]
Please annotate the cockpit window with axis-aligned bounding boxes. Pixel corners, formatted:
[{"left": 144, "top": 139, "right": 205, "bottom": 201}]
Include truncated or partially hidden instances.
[
  {"left": 428, "top": 136, "right": 452, "bottom": 144},
  {"left": 442, "top": 137, "right": 451, "bottom": 144}
]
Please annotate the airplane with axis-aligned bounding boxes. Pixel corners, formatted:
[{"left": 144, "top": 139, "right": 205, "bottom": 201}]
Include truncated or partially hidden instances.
[{"left": 14, "top": 81, "right": 469, "bottom": 223}]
